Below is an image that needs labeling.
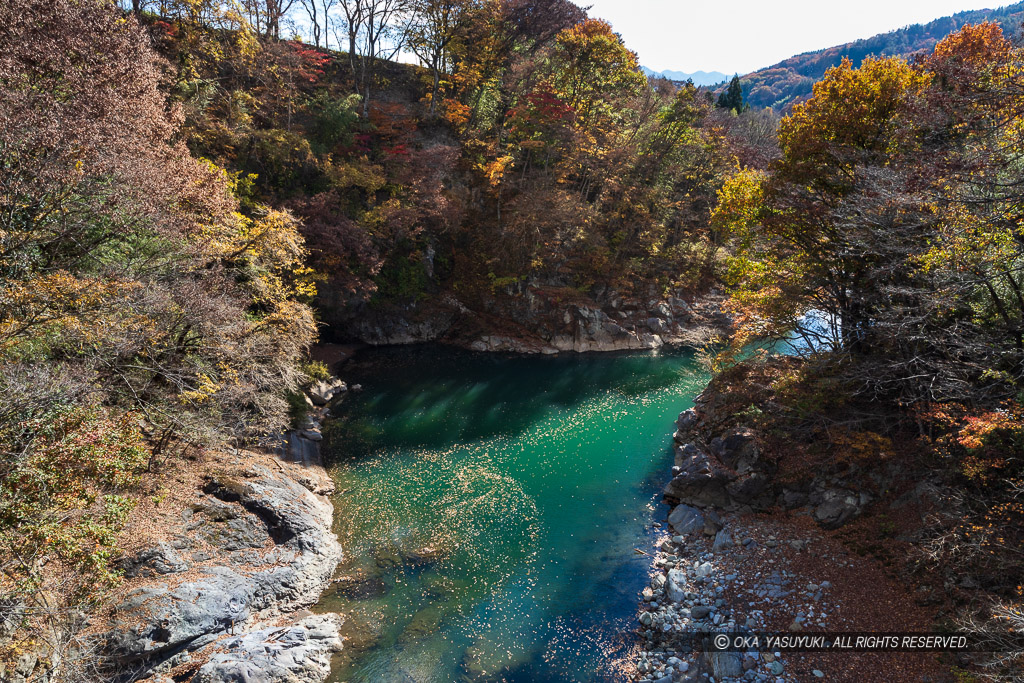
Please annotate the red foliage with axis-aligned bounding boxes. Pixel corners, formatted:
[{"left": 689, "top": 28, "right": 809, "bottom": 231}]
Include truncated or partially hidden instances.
[{"left": 286, "top": 41, "right": 330, "bottom": 83}]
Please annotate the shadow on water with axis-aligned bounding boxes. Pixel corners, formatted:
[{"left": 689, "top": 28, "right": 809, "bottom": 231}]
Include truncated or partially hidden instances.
[
  {"left": 317, "top": 344, "right": 710, "bottom": 683},
  {"left": 324, "top": 345, "right": 700, "bottom": 460}
]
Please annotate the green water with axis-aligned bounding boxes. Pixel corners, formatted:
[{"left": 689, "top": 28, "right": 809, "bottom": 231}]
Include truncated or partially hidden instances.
[{"left": 317, "top": 345, "right": 710, "bottom": 682}]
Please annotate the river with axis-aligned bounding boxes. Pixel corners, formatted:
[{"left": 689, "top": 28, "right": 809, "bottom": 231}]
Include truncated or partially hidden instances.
[{"left": 316, "top": 344, "right": 711, "bottom": 682}]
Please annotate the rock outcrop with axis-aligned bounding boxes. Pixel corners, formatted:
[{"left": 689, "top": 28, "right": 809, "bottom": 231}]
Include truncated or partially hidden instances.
[
  {"left": 329, "top": 285, "right": 729, "bottom": 354},
  {"left": 664, "top": 404, "right": 880, "bottom": 528},
  {"left": 104, "top": 453, "right": 342, "bottom": 683},
  {"left": 192, "top": 613, "right": 343, "bottom": 683}
]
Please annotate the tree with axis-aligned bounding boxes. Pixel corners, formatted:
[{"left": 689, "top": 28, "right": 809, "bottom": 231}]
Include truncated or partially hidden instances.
[
  {"left": 354, "top": 0, "right": 413, "bottom": 116},
  {"left": 714, "top": 56, "right": 929, "bottom": 352},
  {"left": 299, "top": 0, "right": 337, "bottom": 47},
  {"left": 717, "top": 75, "right": 744, "bottom": 112},
  {"left": 408, "top": 0, "right": 469, "bottom": 115},
  {"left": 0, "top": 3, "right": 318, "bottom": 673}
]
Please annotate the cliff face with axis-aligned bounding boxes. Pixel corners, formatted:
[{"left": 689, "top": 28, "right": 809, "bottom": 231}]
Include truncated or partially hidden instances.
[
  {"left": 3, "top": 435, "right": 345, "bottom": 683},
  {"left": 330, "top": 286, "right": 731, "bottom": 354},
  {"left": 96, "top": 442, "right": 343, "bottom": 683}
]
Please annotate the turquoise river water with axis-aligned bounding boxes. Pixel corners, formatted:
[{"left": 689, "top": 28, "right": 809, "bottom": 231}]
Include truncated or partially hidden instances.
[{"left": 316, "top": 345, "right": 711, "bottom": 682}]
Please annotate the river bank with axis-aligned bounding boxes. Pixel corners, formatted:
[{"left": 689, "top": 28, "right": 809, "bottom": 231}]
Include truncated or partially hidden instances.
[
  {"left": 633, "top": 367, "right": 955, "bottom": 683},
  {"left": 78, "top": 399, "right": 347, "bottom": 683}
]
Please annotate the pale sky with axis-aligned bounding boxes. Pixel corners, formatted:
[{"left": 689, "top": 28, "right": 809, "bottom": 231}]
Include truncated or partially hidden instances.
[{"left": 585, "top": 0, "right": 1010, "bottom": 75}]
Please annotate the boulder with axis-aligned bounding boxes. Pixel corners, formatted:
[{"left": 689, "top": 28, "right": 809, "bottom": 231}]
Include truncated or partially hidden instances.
[
  {"left": 308, "top": 378, "right": 346, "bottom": 406},
  {"left": 780, "top": 488, "right": 809, "bottom": 509},
  {"left": 712, "top": 529, "right": 733, "bottom": 552},
  {"left": 813, "top": 488, "right": 863, "bottom": 528},
  {"left": 664, "top": 445, "right": 734, "bottom": 509},
  {"left": 690, "top": 605, "right": 712, "bottom": 619},
  {"left": 664, "top": 569, "right": 688, "bottom": 602},
  {"left": 702, "top": 509, "right": 724, "bottom": 536},
  {"left": 706, "top": 651, "right": 744, "bottom": 679},
  {"left": 667, "top": 504, "right": 704, "bottom": 536}
]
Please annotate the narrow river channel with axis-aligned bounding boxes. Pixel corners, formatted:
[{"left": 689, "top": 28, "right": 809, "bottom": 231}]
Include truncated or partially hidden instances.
[{"left": 316, "top": 345, "right": 711, "bottom": 682}]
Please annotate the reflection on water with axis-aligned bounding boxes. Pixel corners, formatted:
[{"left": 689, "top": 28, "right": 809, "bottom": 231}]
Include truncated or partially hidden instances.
[{"left": 317, "top": 346, "right": 709, "bottom": 682}]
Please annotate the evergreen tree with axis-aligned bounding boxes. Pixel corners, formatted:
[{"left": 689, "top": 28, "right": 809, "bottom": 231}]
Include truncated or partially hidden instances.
[{"left": 717, "top": 75, "right": 744, "bottom": 112}]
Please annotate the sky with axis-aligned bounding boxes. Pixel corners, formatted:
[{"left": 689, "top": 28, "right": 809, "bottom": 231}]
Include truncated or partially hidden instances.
[{"left": 584, "top": 0, "right": 1010, "bottom": 75}]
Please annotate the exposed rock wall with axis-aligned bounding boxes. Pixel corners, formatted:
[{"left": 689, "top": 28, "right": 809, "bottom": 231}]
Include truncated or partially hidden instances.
[
  {"left": 332, "top": 287, "right": 729, "bottom": 354},
  {"left": 102, "top": 437, "right": 343, "bottom": 683}
]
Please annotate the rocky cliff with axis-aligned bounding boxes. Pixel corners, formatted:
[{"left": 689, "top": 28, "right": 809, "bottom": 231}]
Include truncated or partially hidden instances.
[
  {"left": 99, "top": 439, "right": 343, "bottom": 683},
  {"left": 333, "top": 286, "right": 730, "bottom": 354}
]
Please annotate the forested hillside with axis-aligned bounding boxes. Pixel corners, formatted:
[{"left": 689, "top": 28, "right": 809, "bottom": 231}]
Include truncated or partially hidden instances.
[
  {"left": 136, "top": 0, "right": 749, "bottom": 342},
  {"left": 739, "top": 1, "right": 1024, "bottom": 110},
  {"left": 0, "top": 0, "right": 748, "bottom": 677},
  {"left": 715, "top": 25, "right": 1024, "bottom": 665}
]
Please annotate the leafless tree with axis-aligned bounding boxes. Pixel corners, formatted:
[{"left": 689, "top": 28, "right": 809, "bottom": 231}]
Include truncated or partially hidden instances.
[
  {"left": 299, "top": 0, "right": 337, "bottom": 48},
  {"left": 355, "top": 0, "right": 413, "bottom": 116},
  {"left": 407, "top": 0, "right": 467, "bottom": 115},
  {"left": 335, "top": 0, "right": 364, "bottom": 74}
]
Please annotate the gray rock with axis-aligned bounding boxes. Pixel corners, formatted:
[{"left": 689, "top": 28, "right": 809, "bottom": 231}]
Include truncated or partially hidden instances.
[
  {"left": 703, "top": 509, "right": 724, "bottom": 536},
  {"left": 192, "top": 614, "right": 343, "bottom": 683},
  {"left": 308, "top": 378, "right": 346, "bottom": 406},
  {"left": 706, "top": 650, "right": 744, "bottom": 679},
  {"left": 668, "top": 504, "right": 704, "bottom": 536},
  {"left": 121, "top": 542, "right": 190, "bottom": 578},
  {"left": 690, "top": 605, "right": 712, "bottom": 619},
  {"left": 675, "top": 408, "right": 698, "bottom": 434},
  {"left": 106, "top": 466, "right": 342, "bottom": 674},
  {"left": 712, "top": 529, "right": 733, "bottom": 552},
  {"left": 665, "top": 569, "right": 688, "bottom": 602},
  {"left": 780, "top": 488, "right": 809, "bottom": 509},
  {"left": 710, "top": 428, "right": 759, "bottom": 474},
  {"left": 664, "top": 445, "right": 734, "bottom": 509},
  {"left": 813, "top": 489, "right": 863, "bottom": 529}
]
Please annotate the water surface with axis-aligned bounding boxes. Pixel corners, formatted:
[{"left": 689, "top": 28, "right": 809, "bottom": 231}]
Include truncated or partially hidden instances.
[{"left": 317, "top": 345, "right": 710, "bottom": 682}]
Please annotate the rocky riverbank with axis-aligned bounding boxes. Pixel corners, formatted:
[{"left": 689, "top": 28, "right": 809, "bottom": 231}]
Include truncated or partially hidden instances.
[
  {"left": 85, "top": 384, "right": 350, "bottom": 683},
  {"left": 333, "top": 286, "right": 730, "bottom": 354},
  {"left": 634, "top": 391, "right": 948, "bottom": 682}
]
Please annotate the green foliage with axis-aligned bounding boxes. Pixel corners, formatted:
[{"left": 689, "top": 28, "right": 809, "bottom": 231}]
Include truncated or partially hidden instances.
[
  {"left": 717, "top": 75, "right": 744, "bottom": 112},
  {"left": 374, "top": 253, "right": 430, "bottom": 303},
  {"left": 309, "top": 91, "right": 362, "bottom": 153},
  {"left": 302, "top": 360, "right": 331, "bottom": 382},
  {"left": 285, "top": 390, "right": 310, "bottom": 429}
]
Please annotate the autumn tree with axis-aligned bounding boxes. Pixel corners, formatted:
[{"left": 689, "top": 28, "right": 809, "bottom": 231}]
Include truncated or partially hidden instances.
[
  {"left": 714, "top": 56, "right": 930, "bottom": 352},
  {"left": 0, "top": 2, "right": 317, "bottom": 675},
  {"left": 408, "top": 0, "right": 470, "bottom": 114}
]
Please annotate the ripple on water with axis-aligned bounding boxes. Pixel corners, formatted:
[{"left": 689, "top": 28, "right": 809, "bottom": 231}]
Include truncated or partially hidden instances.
[{"left": 317, "top": 346, "right": 709, "bottom": 682}]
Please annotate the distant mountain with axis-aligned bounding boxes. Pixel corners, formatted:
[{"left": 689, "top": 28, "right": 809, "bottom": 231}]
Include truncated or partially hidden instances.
[
  {"left": 642, "top": 67, "right": 729, "bottom": 87},
  {"left": 739, "top": 2, "right": 1024, "bottom": 111}
]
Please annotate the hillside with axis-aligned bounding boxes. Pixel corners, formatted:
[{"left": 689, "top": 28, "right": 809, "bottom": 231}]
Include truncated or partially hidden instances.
[{"left": 740, "top": 1, "right": 1024, "bottom": 110}]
